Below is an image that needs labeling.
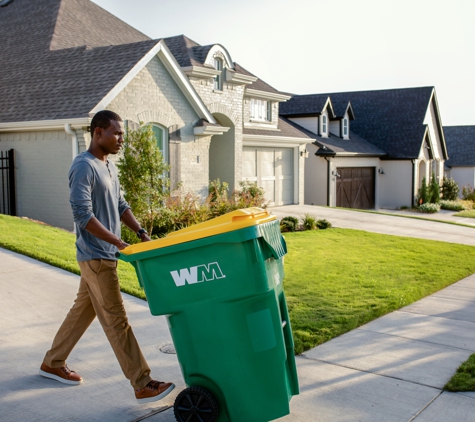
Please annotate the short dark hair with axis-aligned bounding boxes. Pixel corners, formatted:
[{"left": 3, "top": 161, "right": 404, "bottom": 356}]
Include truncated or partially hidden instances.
[{"left": 90, "top": 110, "right": 123, "bottom": 137}]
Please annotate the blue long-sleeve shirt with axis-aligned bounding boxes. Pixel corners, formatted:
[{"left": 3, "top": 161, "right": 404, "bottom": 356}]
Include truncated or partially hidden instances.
[{"left": 69, "top": 151, "right": 130, "bottom": 262}]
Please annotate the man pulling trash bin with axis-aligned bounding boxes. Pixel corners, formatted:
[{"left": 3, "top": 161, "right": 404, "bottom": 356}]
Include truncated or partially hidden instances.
[{"left": 39, "top": 110, "right": 174, "bottom": 404}]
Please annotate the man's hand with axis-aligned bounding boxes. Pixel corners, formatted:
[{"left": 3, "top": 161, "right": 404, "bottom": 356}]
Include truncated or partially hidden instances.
[
  {"left": 140, "top": 232, "right": 152, "bottom": 242},
  {"left": 116, "top": 239, "right": 130, "bottom": 250}
]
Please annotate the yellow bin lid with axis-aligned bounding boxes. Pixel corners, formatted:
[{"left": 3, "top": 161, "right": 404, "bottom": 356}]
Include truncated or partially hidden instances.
[{"left": 121, "top": 207, "right": 276, "bottom": 255}]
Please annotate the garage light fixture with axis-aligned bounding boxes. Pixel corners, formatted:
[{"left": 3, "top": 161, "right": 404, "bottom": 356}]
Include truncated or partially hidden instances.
[
  {"left": 300, "top": 149, "right": 309, "bottom": 158},
  {"left": 331, "top": 170, "right": 341, "bottom": 178},
  {"left": 378, "top": 168, "right": 385, "bottom": 175}
]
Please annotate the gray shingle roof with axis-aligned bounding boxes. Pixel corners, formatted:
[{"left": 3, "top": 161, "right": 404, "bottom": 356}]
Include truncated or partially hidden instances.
[
  {"left": 444, "top": 126, "right": 475, "bottom": 167},
  {"left": 233, "top": 63, "right": 282, "bottom": 95},
  {"left": 162, "top": 35, "right": 210, "bottom": 68},
  {"left": 280, "top": 87, "right": 436, "bottom": 159},
  {"left": 243, "top": 117, "right": 314, "bottom": 140},
  {"left": 0, "top": 0, "right": 156, "bottom": 122}
]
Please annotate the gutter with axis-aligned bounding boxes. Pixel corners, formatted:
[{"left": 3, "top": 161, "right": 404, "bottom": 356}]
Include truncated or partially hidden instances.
[{"left": 65, "top": 124, "right": 78, "bottom": 160}]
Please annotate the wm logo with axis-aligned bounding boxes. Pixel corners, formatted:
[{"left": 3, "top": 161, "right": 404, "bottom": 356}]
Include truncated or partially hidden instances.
[{"left": 170, "top": 262, "right": 226, "bottom": 287}]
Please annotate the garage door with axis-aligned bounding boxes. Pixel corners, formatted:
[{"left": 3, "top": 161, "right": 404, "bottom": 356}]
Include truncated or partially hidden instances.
[
  {"left": 336, "top": 167, "right": 375, "bottom": 209},
  {"left": 242, "top": 147, "right": 293, "bottom": 206}
]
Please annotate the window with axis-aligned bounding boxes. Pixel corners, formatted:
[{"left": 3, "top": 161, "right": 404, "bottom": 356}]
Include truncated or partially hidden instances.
[
  {"left": 214, "top": 58, "right": 223, "bottom": 90},
  {"left": 322, "top": 115, "right": 327, "bottom": 134},
  {"left": 151, "top": 124, "right": 167, "bottom": 162},
  {"left": 250, "top": 99, "right": 271, "bottom": 122},
  {"left": 343, "top": 118, "right": 348, "bottom": 136}
]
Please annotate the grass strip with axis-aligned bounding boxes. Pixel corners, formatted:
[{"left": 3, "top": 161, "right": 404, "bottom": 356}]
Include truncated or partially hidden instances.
[
  {"left": 283, "top": 229, "right": 475, "bottom": 354},
  {"left": 2, "top": 214, "right": 475, "bottom": 356},
  {"left": 455, "top": 210, "right": 475, "bottom": 219},
  {"left": 445, "top": 354, "right": 475, "bottom": 391}
]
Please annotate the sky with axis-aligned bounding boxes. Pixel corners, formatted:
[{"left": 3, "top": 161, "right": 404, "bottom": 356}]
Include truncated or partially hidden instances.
[{"left": 92, "top": 0, "right": 474, "bottom": 126}]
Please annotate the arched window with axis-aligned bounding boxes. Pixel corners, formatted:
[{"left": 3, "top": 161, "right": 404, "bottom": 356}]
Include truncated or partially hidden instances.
[
  {"left": 214, "top": 58, "right": 223, "bottom": 90},
  {"left": 150, "top": 124, "right": 168, "bottom": 162}
]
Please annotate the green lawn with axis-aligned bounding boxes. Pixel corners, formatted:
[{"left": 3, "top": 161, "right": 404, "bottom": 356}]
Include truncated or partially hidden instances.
[
  {"left": 455, "top": 210, "right": 475, "bottom": 219},
  {"left": 2, "top": 214, "right": 475, "bottom": 355},
  {"left": 445, "top": 354, "right": 475, "bottom": 391}
]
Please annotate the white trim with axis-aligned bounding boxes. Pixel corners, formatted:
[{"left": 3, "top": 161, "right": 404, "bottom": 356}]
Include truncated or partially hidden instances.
[
  {"left": 0, "top": 117, "right": 90, "bottom": 132},
  {"left": 89, "top": 40, "right": 216, "bottom": 124},
  {"left": 225, "top": 68, "right": 257, "bottom": 85},
  {"left": 204, "top": 45, "right": 234, "bottom": 68},
  {"left": 182, "top": 66, "right": 220, "bottom": 78},
  {"left": 194, "top": 125, "right": 230, "bottom": 136},
  {"left": 65, "top": 124, "right": 78, "bottom": 160},
  {"left": 243, "top": 135, "right": 310, "bottom": 148},
  {"left": 245, "top": 89, "right": 291, "bottom": 102}
]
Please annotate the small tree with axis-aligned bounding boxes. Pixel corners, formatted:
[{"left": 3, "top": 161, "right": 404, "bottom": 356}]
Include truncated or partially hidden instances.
[
  {"left": 117, "top": 124, "right": 170, "bottom": 234},
  {"left": 416, "top": 177, "right": 429, "bottom": 205},
  {"left": 441, "top": 177, "right": 459, "bottom": 201},
  {"left": 428, "top": 173, "right": 440, "bottom": 204}
]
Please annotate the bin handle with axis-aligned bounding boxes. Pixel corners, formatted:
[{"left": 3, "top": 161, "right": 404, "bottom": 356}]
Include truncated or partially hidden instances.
[{"left": 282, "top": 320, "right": 287, "bottom": 328}]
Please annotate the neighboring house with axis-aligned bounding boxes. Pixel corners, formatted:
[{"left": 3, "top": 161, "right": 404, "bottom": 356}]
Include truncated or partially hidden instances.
[
  {"left": 0, "top": 0, "right": 311, "bottom": 230},
  {"left": 444, "top": 126, "right": 475, "bottom": 194},
  {"left": 280, "top": 87, "right": 448, "bottom": 209}
]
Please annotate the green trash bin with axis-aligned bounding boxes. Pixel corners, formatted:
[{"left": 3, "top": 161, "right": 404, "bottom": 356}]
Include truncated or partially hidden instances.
[{"left": 119, "top": 207, "right": 299, "bottom": 422}]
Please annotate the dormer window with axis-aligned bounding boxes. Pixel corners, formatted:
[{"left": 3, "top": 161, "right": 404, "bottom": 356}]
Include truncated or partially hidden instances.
[
  {"left": 322, "top": 115, "right": 327, "bottom": 135},
  {"left": 250, "top": 99, "right": 271, "bottom": 122},
  {"left": 343, "top": 118, "right": 348, "bottom": 136},
  {"left": 213, "top": 58, "right": 223, "bottom": 90}
]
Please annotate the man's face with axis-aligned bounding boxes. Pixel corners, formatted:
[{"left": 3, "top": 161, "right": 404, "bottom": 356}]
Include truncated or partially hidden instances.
[{"left": 95, "top": 120, "right": 125, "bottom": 155}]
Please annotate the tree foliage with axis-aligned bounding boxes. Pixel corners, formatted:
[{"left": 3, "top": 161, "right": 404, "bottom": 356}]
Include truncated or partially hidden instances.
[
  {"left": 441, "top": 177, "right": 459, "bottom": 201},
  {"left": 117, "top": 124, "right": 170, "bottom": 234}
]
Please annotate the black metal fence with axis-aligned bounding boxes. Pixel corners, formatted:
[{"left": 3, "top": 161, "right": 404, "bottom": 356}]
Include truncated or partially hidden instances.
[{"left": 0, "top": 149, "right": 16, "bottom": 216}]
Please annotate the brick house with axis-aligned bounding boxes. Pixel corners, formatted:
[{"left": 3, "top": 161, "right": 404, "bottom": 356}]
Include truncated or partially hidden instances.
[
  {"left": 0, "top": 0, "right": 311, "bottom": 230},
  {"left": 280, "top": 87, "right": 448, "bottom": 209}
]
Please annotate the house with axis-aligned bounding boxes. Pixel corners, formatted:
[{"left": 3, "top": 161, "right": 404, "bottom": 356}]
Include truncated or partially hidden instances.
[
  {"left": 280, "top": 87, "right": 448, "bottom": 209},
  {"left": 0, "top": 0, "right": 311, "bottom": 230},
  {"left": 444, "top": 126, "right": 475, "bottom": 193}
]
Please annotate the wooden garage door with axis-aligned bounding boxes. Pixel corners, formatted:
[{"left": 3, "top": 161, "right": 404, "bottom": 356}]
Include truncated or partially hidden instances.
[
  {"left": 336, "top": 167, "right": 375, "bottom": 209},
  {"left": 242, "top": 147, "right": 293, "bottom": 206}
]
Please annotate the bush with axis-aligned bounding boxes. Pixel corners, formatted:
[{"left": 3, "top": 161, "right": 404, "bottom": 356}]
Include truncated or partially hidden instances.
[
  {"left": 417, "top": 202, "right": 440, "bottom": 213},
  {"left": 316, "top": 219, "right": 332, "bottom": 229},
  {"left": 301, "top": 214, "right": 317, "bottom": 230},
  {"left": 440, "top": 200, "right": 466, "bottom": 211},
  {"left": 462, "top": 185, "right": 475, "bottom": 202},
  {"left": 441, "top": 177, "right": 459, "bottom": 201},
  {"left": 280, "top": 216, "right": 299, "bottom": 232}
]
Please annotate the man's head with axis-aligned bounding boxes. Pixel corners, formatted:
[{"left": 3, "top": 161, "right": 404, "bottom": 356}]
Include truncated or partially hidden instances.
[
  {"left": 89, "top": 110, "right": 125, "bottom": 156},
  {"left": 90, "top": 110, "right": 123, "bottom": 138}
]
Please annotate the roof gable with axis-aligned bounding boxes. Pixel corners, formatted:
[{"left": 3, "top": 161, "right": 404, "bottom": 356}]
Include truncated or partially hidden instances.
[
  {"left": 444, "top": 126, "right": 475, "bottom": 167},
  {"left": 281, "top": 87, "right": 435, "bottom": 159}
]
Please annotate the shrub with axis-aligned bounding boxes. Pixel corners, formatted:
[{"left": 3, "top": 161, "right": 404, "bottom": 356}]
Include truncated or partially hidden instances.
[
  {"left": 301, "top": 214, "right": 317, "bottom": 230},
  {"left": 462, "top": 185, "right": 475, "bottom": 202},
  {"left": 416, "top": 177, "right": 430, "bottom": 205},
  {"left": 429, "top": 173, "right": 440, "bottom": 204},
  {"left": 441, "top": 177, "right": 459, "bottom": 201},
  {"left": 117, "top": 124, "right": 170, "bottom": 234},
  {"left": 417, "top": 202, "right": 440, "bottom": 213},
  {"left": 316, "top": 219, "right": 332, "bottom": 229},
  {"left": 232, "top": 181, "right": 268, "bottom": 209},
  {"left": 280, "top": 216, "right": 299, "bottom": 232},
  {"left": 440, "top": 200, "right": 466, "bottom": 211}
]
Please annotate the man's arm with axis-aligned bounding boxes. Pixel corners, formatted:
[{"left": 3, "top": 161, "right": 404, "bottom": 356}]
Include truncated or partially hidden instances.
[
  {"left": 85, "top": 217, "right": 130, "bottom": 250},
  {"left": 120, "top": 209, "right": 152, "bottom": 242}
]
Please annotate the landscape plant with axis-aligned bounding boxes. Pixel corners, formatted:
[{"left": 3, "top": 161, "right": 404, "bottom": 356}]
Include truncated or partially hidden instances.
[
  {"left": 301, "top": 214, "right": 317, "bottom": 230},
  {"left": 428, "top": 172, "right": 441, "bottom": 203},
  {"left": 440, "top": 200, "right": 466, "bottom": 212},
  {"left": 280, "top": 216, "right": 299, "bottom": 232},
  {"left": 117, "top": 124, "right": 170, "bottom": 235},
  {"left": 316, "top": 219, "right": 332, "bottom": 229},
  {"left": 462, "top": 185, "right": 475, "bottom": 202},
  {"left": 418, "top": 202, "right": 440, "bottom": 213},
  {"left": 416, "top": 177, "right": 430, "bottom": 205},
  {"left": 441, "top": 177, "right": 459, "bottom": 201}
]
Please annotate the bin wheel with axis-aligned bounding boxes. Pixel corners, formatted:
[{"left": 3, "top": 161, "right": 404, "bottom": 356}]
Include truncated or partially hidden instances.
[{"left": 173, "top": 386, "right": 219, "bottom": 422}]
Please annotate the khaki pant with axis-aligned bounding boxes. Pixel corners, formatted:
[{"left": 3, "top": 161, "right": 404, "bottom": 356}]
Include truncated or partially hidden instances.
[{"left": 43, "top": 259, "right": 152, "bottom": 390}]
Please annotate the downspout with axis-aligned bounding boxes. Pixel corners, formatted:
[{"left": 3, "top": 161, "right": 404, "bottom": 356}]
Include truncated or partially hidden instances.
[
  {"left": 324, "top": 157, "right": 330, "bottom": 206},
  {"left": 65, "top": 124, "right": 78, "bottom": 161}
]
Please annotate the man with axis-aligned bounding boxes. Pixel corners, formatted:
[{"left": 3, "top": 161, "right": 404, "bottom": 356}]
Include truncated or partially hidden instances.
[{"left": 39, "top": 110, "right": 174, "bottom": 404}]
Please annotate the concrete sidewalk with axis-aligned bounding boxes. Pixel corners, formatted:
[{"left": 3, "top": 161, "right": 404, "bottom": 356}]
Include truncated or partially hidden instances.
[{"left": 2, "top": 207, "right": 475, "bottom": 421}]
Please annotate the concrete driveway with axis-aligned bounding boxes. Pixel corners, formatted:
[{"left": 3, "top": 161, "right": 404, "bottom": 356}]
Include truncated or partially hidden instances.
[{"left": 271, "top": 205, "right": 475, "bottom": 247}]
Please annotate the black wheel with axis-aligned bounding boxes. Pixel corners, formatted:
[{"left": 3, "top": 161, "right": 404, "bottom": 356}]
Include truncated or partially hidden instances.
[{"left": 173, "top": 386, "right": 219, "bottom": 422}]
